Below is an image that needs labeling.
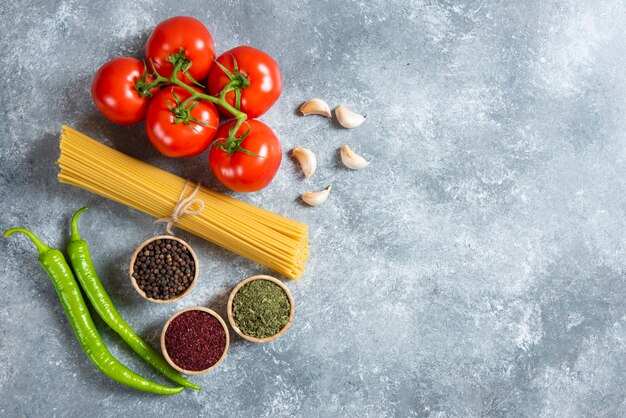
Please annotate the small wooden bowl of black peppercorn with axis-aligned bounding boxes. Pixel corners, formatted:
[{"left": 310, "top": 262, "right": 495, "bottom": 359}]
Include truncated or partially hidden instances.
[{"left": 129, "top": 235, "right": 198, "bottom": 304}]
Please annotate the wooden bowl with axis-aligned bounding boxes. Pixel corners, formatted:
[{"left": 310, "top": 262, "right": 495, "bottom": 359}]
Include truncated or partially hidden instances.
[
  {"left": 160, "top": 306, "right": 229, "bottom": 375},
  {"left": 129, "top": 235, "right": 198, "bottom": 304},
  {"left": 227, "top": 275, "right": 295, "bottom": 343}
]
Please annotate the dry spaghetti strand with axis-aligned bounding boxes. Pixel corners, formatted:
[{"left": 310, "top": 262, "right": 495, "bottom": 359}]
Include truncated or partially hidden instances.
[{"left": 57, "top": 126, "right": 308, "bottom": 280}]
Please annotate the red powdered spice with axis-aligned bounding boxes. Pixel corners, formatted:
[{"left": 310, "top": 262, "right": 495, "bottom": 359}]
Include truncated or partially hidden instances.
[{"left": 164, "top": 310, "right": 226, "bottom": 371}]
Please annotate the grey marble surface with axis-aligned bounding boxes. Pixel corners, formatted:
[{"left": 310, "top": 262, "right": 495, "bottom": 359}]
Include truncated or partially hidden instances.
[{"left": 1, "top": 0, "right": 625, "bottom": 417}]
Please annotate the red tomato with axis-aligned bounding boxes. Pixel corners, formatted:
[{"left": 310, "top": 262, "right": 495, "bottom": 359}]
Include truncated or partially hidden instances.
[
  {"left": 207, "top": 46, "right": 282, "bottom": 118},
  {"left": 145, "top": 16, "right": 215, "bottom": 84},
  {"left": 91, "top": 57, "right": 152, "bottom": 125},
  {"left": 145, "top": 86, "right": 219, "bottom": 158},
  {"left": 209, "top": 120, "right": 282, "bottom": 192}
]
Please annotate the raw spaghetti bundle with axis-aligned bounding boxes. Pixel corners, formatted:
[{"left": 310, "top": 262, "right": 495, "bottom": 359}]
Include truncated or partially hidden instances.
[{"left": 58, "top": 126, "right": 308, "bottom": 279}]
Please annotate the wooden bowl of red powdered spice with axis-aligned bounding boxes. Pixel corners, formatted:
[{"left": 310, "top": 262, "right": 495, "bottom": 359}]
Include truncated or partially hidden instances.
[{"left": 160, "top": 306, "right": 229, "bottom": 374}]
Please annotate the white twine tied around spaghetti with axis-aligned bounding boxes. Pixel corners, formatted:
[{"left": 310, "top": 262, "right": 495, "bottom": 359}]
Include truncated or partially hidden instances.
[{"left": 154, "top": 180, "right": 205, "bottom": 235}]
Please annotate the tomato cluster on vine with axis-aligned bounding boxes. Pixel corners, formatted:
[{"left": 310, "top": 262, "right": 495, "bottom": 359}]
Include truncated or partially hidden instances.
[{"left": 91, "top": 16, "right": 283, "bottom": 192}]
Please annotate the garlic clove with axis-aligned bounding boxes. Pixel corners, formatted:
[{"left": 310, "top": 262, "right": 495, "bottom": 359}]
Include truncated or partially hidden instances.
[
  {"left": 340, "top": 145, "right": 371, "bottom": 170},
  {"left": 335, "top": 105, "right": 366, "bottom": 128},
  {"left": 291, "top": 147, "right": 317, "bottom": 178},
  {"left": 302, "top": 185, "right": 332, "bottom": 206},
  {"left": 300, "top": 99, "right": 332, "bottom": 118}
]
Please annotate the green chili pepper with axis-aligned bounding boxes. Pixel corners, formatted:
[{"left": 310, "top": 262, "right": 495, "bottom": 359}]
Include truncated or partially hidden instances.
[
  {"left": 68, "top": 207, "right": 200, "bottom": 390},
  {"left": 4, "top": 227, "right": 184, "bottom": 395}
]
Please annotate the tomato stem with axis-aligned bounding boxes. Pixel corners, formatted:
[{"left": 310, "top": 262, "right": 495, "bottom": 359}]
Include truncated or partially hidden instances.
[
  {"left": 137, "top": 50, "right": 250, "bottom": 151},
  {"left": 214, "top": 57, "right": 250, "bottom": 110},
  {"left": 169, "top": 78, "right": 247, "bottom": 128}
]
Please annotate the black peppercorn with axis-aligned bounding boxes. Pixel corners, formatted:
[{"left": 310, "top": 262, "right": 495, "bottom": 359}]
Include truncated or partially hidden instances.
[{"left": 133, "top": 239, "right": 195, "bottom": 301}]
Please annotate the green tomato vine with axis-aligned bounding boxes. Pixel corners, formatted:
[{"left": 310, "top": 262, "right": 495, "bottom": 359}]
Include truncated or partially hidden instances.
[{"left": 135, "top": 49, "right": 254, "bottom": 155}]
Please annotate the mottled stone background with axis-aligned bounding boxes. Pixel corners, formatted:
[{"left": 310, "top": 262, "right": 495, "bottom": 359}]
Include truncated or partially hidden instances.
[{"left": 1, "top": 0, "right": 625, "bottom": 416}]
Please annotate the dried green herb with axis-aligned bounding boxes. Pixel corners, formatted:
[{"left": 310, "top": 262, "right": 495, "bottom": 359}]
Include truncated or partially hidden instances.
[{"left": 232, "top": 279, "right": 290, "bottom": 339}]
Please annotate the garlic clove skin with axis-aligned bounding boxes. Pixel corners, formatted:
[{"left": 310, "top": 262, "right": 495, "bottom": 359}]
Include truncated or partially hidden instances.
[
  {"left": 291, "top": 147, "right": 317, "bottom": 178},
  {"left": 340, "top": 145, "right": 371, "bottom": 170},
  {"left": 300, "top": 99, "right": 332, "bottom": 118},
  {"left": 335, "top": 105, "right": 366, "bottom": 128},
  {"left": 302, "top": 185, "right": 332, "bottom": 206}
]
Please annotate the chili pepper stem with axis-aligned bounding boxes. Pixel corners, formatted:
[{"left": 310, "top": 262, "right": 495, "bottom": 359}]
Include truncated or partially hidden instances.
[
  {"left": 71, "top": 206, "right": 89, "bottom": 240},
  {"left": 4, "top": 228, "right": 51, "bottom": 255}
]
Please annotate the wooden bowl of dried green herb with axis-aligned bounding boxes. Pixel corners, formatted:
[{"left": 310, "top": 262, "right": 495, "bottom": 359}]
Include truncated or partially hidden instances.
[{"left": 227, "top": 275, "right": 294, "bottom": 343}]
